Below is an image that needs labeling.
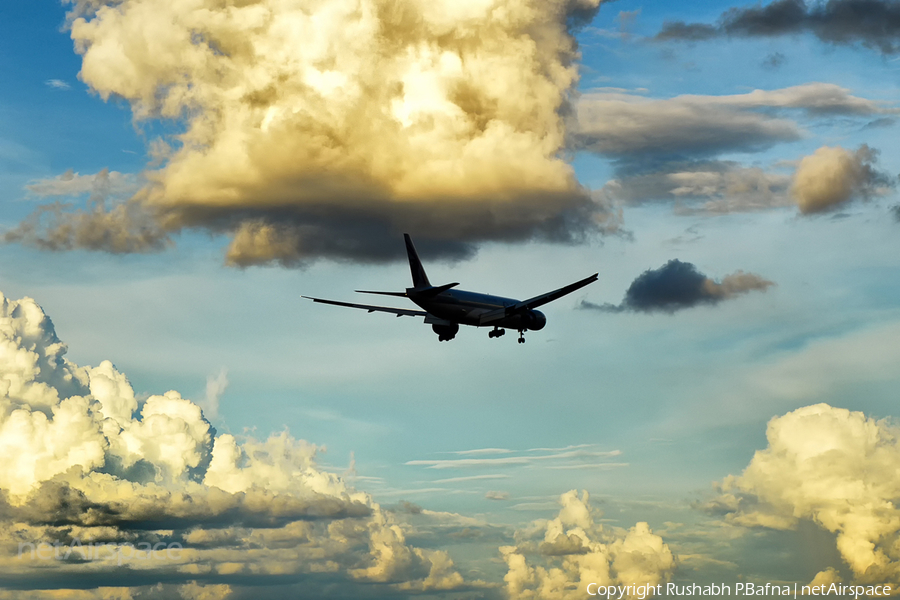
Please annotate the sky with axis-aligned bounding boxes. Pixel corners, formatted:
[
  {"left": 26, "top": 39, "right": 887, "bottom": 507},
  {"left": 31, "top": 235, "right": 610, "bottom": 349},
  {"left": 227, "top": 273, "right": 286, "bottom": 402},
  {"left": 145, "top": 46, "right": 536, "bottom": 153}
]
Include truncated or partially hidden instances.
[{"left": 1, "top": 0, "right": 900, "bottom": 598}]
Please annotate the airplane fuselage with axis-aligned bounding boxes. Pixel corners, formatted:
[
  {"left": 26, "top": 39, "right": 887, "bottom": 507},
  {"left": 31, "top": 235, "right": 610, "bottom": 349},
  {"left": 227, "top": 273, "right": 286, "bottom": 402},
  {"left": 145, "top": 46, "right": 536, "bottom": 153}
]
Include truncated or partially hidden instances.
[{"left": 408, "top": 288, "right": 546, "bottom": 331}]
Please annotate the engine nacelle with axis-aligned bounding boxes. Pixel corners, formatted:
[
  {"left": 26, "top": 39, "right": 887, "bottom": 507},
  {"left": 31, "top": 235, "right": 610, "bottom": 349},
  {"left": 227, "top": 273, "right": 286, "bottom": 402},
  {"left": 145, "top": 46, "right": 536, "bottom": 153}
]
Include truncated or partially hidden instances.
[
  {"left": 524, "top": 310, "right": 546, "bottom": 330},
  {"left": 432, "top": 322, "right": 459, "bottom": 341}
]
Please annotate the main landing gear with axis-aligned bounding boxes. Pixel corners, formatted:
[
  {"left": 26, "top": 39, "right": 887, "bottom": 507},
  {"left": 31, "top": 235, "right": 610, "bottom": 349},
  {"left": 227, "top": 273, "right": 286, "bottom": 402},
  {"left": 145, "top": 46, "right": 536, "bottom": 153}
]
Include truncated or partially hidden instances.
[{"left": 489, "top": 327, "right": 525, "bottom": 342}]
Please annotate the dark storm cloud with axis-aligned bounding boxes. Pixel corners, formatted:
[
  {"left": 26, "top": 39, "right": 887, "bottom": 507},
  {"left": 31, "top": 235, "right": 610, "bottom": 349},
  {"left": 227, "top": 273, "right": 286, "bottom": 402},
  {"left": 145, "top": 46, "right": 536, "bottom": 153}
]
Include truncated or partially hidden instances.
[
  {"left": 584, "top": 259, "right": 774, "bottom": 313},
  {"left": 656, "top": 0, "right": 900, "bottom": 55}
]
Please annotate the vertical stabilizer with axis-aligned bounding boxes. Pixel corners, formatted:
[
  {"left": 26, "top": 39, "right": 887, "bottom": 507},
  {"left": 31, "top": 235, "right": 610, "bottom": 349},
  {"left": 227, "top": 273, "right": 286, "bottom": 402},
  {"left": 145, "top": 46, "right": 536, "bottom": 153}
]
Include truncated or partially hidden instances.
[{"left": 404, "top": 234, "right": 431, "bottom": 289}]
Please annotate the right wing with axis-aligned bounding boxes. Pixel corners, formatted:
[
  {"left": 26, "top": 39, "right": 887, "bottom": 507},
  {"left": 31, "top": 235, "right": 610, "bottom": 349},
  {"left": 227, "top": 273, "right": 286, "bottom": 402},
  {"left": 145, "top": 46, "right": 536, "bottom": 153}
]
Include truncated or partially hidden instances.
[
  {"left": 302, "top": 296, "right": 427, "bottom": 317},
  {"left": 478, "top": 273, "right": 598, "bottom": 325}
]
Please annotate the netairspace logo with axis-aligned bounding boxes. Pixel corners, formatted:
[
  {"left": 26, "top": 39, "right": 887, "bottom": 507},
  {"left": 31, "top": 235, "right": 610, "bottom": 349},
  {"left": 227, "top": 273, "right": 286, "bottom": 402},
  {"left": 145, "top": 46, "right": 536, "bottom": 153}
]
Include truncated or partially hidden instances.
[
  {"left": 587, "top": 583, "right": 893, "bottom": 599},
  {"left": 19, "top": 539, "right": 182, "bottom": 567}
]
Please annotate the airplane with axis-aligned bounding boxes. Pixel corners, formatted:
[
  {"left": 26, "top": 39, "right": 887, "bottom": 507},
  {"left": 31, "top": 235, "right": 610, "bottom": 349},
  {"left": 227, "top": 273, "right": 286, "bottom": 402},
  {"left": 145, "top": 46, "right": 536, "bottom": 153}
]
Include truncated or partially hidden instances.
[{"left": 302, "top": 234, "right": 598, "bottom": 343}]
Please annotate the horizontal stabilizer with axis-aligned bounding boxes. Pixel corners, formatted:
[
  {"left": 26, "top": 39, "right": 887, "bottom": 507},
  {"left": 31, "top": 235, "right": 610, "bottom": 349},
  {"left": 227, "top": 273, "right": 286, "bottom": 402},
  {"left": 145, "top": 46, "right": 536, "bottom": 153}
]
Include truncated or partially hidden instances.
[
  {"left": 356, "top": 290, "right": 408, "bottom": 297},
  {"left": 415, "top": 282, "right": 459, "bottom": 296}
]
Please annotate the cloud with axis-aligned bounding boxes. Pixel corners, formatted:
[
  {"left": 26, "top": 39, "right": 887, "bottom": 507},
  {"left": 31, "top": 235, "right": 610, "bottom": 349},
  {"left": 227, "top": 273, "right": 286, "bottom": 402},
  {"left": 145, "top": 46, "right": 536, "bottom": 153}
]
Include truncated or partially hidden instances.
[
  {"left": 790, "top": 144, "right": 896, "bottom": 213},
  {"left": 762, "top": 51, "right": 787, "bottom": 69},
  {"left": 25, "top": 169, "right": 139, "bottom": 201},
  {"left": 0, "top": 290, "right": 467, "bottom": 596},
  {"left": 432, "top": 474, "right": 511, "bottom": 483},
  {"left": 45, "top": 79, "right": 71, "bottom": 90},
  {"left": 596, "top": 160, "right": 793, "bottom": 213},
  {"left": 486, "top": 491, "right": 511, "bottom": 501},
  {"left": 585, "top": 260, "right": 774, "bottom": 314},
  {"left": 406, "top": 446, "right": 623, "bottom": 470},
  {"left": 4, "top": 170, "right": 166, "bottom": 254},
  {"left": 574, "top": 85, "right": 896, "bottom": 213},
  {"left": 573, "top": 83, "right": 895, "bottom": 163},
  {"left": 655, "top": 0, "right": 900, "bottom": 55},
  {"left": 705, "top": 403, "right": 900, "bottom": 584},
  {"left": 7, "top": 0, "right": 620, "bottom": 265},
  {"left": 200, "top": 367, "right": 228, "bottom": 421},
  {"left": 595, "top": 143, "right": 896, "bottom": 216},
  {"left": 500, "top": 490, "right": 674, "bottom": 599}
]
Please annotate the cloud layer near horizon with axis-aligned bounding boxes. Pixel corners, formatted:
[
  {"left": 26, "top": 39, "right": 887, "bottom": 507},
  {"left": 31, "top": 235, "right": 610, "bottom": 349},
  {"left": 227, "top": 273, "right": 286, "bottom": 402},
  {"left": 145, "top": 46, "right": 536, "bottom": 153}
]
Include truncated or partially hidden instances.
[
  {"left": 0, "top": 290, "right": 467, "bottom": 597},
  {"left": 5, "top": 0, "right": 619, "bottom": 266}
]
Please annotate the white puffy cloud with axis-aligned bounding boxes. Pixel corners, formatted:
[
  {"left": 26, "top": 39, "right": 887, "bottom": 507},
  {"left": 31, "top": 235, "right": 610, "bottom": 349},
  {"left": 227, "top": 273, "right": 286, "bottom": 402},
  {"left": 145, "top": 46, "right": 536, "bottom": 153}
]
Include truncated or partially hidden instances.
[
  {"left": 707, "top": 403, "right": 900, "bottom": 584},
  {"left": 0, "top": 290, "right": 465, "bottom": 596},
  {"left": 500, "top": 490, "right": 674, "bottom": 599},
  {"left": 791, "top": 145, "right": 895, "bottom": 214},
  {"left": 7, "top": 0, "right": 618, "bottom": 264}
]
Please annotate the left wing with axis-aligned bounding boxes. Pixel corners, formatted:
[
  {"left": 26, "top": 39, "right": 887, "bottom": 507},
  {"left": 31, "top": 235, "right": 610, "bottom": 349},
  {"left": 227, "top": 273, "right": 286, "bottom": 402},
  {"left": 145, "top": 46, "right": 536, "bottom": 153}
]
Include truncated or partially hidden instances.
[
  {"left": 478, "top": 273, "right": 598, "bottom": 324},
  {"left": 302, "top": 296, "right": 427, "bottom": 317}
]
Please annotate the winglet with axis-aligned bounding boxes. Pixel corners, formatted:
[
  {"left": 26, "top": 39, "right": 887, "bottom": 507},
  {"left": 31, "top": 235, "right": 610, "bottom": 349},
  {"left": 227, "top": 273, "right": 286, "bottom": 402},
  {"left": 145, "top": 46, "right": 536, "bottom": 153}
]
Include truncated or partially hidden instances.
[{"left": 404, "top": 234, "right": 431, "bottom": 289}]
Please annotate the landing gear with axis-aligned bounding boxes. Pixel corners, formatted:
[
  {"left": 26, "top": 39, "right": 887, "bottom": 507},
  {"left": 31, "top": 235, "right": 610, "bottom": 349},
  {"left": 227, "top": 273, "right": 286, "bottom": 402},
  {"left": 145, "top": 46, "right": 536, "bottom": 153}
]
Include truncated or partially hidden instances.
[
  {"left": 517, "top": 330, "right": 525, "bottom": 344},
  {"left": 488, "top": 327, "right": 506, "bottom": 339}
]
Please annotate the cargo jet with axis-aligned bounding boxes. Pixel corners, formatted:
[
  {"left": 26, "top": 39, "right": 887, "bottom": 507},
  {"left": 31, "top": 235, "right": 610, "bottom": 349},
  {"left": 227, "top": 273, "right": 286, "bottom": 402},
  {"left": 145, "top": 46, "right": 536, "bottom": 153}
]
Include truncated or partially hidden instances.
[{"left": 303, "top": 235, "right": 597, "bottom": 343}]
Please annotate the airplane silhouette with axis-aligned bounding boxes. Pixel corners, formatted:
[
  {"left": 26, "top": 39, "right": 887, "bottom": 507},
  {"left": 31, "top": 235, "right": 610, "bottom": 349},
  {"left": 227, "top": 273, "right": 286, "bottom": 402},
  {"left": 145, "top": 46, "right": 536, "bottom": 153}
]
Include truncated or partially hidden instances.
[{"left": 303, "top": 234, "right": 598, "bottom": 343}]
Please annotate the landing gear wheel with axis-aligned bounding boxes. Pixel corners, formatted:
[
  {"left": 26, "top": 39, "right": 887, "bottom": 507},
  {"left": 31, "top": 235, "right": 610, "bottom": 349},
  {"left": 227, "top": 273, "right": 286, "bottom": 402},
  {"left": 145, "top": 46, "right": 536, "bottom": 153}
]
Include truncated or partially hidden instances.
[
  {"left": 517, "top": 330, "right": 525, "bottom": 344},
  {"left": 489, "top": 327, "right": 505, "bottom": 339}
]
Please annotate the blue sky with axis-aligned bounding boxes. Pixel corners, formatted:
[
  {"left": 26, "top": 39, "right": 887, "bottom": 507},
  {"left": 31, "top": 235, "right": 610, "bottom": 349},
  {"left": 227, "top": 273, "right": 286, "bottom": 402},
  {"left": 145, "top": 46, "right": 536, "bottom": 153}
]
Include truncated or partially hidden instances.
[{"left": 2, "top": 0, "right": 900, "bottom": 598}]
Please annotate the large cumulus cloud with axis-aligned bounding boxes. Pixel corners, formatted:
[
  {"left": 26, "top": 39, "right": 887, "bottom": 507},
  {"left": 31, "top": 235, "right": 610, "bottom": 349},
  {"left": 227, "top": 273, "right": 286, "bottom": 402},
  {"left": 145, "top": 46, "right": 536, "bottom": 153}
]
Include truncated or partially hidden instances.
[
  {"left": 500, "top": 490, "right": 674, "bottom": 599},
  {"left": 706, "top": 404, "right": 900, "bottom": 585},
  {"left": 0, "top": 291, "right": 467, "bottom": 597},
  {"left": 4, "top": 0, "right": 620, "bottom": 266}
]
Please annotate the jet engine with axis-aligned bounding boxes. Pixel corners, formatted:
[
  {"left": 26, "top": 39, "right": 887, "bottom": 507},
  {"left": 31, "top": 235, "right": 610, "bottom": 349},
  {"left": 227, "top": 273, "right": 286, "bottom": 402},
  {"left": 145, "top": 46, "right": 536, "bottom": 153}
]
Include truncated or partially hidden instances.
[
  {"left": 524, "top": 310, "right": 546, "bottom": 330},
  {"left": 432, "top": 323, "right": 459, "bottom": 341}
]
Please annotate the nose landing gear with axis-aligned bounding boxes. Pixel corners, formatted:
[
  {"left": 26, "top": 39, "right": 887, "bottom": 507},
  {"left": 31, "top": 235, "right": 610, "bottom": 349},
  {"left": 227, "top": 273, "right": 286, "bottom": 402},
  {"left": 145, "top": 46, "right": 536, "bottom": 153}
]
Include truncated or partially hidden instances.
[
  {"left": 488, "top": 327, "right": 506, "bottom": 339},
  {"left": 517, "top": 330, "right": 525, "bottom": 344}
]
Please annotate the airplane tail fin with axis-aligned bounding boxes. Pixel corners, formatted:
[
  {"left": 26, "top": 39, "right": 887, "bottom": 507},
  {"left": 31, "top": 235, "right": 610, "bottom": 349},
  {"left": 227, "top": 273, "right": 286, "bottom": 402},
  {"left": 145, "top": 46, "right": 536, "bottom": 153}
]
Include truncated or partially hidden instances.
[{"left": 404, "top": 234, "right": 431, "bottom": 289}]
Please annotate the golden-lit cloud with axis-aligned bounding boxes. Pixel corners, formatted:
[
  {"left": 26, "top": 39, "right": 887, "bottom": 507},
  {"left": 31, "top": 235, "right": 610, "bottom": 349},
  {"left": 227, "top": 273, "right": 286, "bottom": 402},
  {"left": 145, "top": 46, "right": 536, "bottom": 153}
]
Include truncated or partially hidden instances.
[
  {"left": 6, "top": 0, "right": 618, "bottom": 265},
  {"left": 501, "top": 490, "right": 674, "bottom": 599},
  {"left": 791, "top": 145, "right": 895, "bottom": 214},
  {"left": 707, "top": 403, "right": 900, "bottom": 584}
]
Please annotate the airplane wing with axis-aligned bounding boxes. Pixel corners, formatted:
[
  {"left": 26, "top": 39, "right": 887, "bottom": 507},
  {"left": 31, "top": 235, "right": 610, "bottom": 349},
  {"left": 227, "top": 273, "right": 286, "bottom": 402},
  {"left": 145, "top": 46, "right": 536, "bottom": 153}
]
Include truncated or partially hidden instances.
[
  {"left": 478, "top": 273, "right": 598, "bottom": 324},
  {"left": 302, "top": 296, "right": 427, "bottom": 317}
]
